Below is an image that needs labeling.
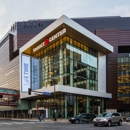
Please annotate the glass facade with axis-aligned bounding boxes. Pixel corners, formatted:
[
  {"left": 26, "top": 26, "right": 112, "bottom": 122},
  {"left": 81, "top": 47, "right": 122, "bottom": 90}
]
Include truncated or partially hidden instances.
[
  {"left": 0, "top": 88, "right": 18, "bottom": 106},
  {"left": 31, "top": 36, "right": 98, "bottom": 91},
  {"left": 30, "top": 36, "right": 104, "bottom": 118},
  {"left": 33, "top": 94, "right": 104, "bottom": 118},
  {"left": 118, "top": 53, "right": 130, "bottom": 104}
]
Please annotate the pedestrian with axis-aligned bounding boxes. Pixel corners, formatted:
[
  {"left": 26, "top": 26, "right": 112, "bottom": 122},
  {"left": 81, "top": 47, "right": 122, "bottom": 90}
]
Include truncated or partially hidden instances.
[
  {"left": 60, "top": 112, "right": 62, "bottom": 118},
  {"left": 37, "top": 113, "right": 41, "bottom": 122},
  {"left": 21, "top": 112, "right": 23, "bottom": 118},
  {"left": 41, "top": 113, "right": 44, "bottom": 121},
  {"left": 53, "top": 113, "right": 55, "bottom": 120}
]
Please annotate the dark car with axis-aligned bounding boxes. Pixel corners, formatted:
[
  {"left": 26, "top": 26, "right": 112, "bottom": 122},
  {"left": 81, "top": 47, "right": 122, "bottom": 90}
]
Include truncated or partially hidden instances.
[{"left": 69, "top": 113, "right": 96, "bottom": 124}]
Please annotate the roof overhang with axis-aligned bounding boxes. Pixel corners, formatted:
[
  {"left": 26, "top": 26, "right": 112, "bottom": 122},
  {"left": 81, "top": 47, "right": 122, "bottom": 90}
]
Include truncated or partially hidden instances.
[
  {"left": 20, "top": 85, "right": 112, "bottom": 99},
  {"left": 20, "top": 15, "right": 113, "bottom": 55}
]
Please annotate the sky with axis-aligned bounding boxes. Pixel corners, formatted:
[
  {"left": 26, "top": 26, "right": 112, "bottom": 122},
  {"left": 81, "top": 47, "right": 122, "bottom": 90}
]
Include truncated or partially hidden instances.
[{"left": 0, "top": 0, "right": 130, "bottom": 40}]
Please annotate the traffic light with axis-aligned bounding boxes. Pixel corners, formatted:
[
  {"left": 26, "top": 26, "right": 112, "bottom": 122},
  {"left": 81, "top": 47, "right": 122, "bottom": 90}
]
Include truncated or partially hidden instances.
[{"left": 28, "top": 88, "right": 31, "bottom": 95}]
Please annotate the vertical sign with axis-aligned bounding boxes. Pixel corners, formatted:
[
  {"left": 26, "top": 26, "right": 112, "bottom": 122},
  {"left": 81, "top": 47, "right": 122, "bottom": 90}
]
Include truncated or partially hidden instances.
[
  {"left": 32, "top": 58, "right": 40, "bottom": 90},
  {"left": 22, "top": 55, "right": 31, "bottom": 92}
]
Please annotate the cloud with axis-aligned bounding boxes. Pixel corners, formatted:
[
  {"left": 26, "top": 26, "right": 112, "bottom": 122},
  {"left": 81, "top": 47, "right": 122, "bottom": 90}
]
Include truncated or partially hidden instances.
[
  {"left": 39, "top": 0, "right": 87, "bottom": 19},
  {"left": 0, "top": 5, "right": 6, "bottom": 16},
  {"left": 1, "top": 1, "right": 130, "bottom": 40},
  {"left": 0, "top": 23, "right": 11, "bottom": 41},
  {"left": 109, "top": 5, "right": 130, "bottom": 16}
]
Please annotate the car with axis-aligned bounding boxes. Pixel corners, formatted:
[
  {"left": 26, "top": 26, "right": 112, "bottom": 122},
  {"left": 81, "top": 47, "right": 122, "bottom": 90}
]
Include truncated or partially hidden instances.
[
  {"left": 68, "top": 113, "right": 96, "bottom": 124},
  {"left": 126, "top": 116, "right": 130, "bottom": 122},
  {"left": 93, "top": 112, "right": 123, "bottom": 127}
]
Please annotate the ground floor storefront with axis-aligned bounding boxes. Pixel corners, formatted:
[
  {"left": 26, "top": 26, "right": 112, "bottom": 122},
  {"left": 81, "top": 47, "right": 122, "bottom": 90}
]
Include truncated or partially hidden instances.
[
  {"left": 1, "top": 93, "right": 130, "bottom": 118},
  {"left": 28, "top": 93, "right": 106, "bottom": 118}
]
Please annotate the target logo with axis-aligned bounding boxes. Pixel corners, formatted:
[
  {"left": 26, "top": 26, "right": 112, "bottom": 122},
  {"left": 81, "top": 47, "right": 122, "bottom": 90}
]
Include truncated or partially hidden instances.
[{"left": 44, "top": 38, "right": 49, "bottom": 46}]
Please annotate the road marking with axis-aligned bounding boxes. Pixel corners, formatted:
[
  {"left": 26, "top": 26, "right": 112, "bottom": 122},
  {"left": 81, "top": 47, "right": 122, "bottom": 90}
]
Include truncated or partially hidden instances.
[{"left": 0, "top": 123, "right": 12, "bottom": 125}]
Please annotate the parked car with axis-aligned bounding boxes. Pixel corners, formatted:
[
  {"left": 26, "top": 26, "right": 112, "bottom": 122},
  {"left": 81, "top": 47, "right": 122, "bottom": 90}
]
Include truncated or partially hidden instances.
[
  {"left": 126, "top": 116, "right": 130, "bottom": 122},
  {"left": 93, "top": 112, "right": 123, "bottom": 127},
  {"left": 69, "top": 113, "right": 96, "bottom": 124}
]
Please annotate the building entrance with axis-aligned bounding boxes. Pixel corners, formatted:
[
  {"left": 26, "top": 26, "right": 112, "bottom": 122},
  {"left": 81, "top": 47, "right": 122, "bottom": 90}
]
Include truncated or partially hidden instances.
[{"left": 31, "top": 107, "right": 47, "bottom": 118}]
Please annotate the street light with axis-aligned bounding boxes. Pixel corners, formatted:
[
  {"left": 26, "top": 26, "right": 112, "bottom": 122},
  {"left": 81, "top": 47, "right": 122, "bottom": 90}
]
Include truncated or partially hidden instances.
[{"left": 50, "top": 70, "right": 57, "bottom": 121}]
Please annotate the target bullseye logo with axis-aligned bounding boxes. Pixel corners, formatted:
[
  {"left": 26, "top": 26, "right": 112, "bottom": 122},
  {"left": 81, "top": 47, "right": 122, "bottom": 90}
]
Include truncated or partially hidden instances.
[{"left": 44, "top": 38, "right": 49, "bottom": 46}]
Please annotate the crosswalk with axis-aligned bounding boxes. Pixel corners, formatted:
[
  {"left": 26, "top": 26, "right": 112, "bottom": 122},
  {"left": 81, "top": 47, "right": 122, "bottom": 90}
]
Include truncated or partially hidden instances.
[{"left": 0, "top": 121, "right": 45, "bottom": 125}]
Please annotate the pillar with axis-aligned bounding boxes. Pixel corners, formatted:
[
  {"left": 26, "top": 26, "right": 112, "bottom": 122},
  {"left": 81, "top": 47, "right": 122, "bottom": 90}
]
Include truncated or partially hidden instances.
[
  {"left": 70, "top": 51, "right": 73, "bottom": 86},
  {"left": 102, "top": 99, "right": 104, "bottom": 113},
  {"left": 74, "top": 96, "right": 77, "bottom": 116},
  {"left": 12, "top": 111, "right": 13, "bottom": 118},
  {"left": 87, "top": 66, "right": 90, "bottom": 89},
  {"left": 86, "top": 97, "right": 90, "bottom": 113},
  {"left": 59, "top": 45, "right": 63, "bottom": 85},
  {"left": 65, "top": 95, "right": 67, "bottom": 118},
  {"left": 48, "top": 108, "right": 51, "bottom": 118}
]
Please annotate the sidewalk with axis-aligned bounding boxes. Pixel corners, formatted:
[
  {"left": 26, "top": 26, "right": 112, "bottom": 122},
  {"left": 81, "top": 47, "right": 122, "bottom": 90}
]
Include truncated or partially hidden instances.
[{"left": 11, "top": 118, "right": 69, "bottom": 123}]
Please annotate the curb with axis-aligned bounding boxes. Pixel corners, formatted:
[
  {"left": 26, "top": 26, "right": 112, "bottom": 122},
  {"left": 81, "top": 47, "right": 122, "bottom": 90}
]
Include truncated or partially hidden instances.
[
  {"left": 11, "top": 118, "right": 69, "bottom": 123},
  {"left": 0, "top": 117, "right": 69, "bottom": 123}
]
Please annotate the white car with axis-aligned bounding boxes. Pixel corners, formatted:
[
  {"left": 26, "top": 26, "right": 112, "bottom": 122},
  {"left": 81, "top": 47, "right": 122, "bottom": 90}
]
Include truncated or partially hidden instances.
[
  {"left": 93, "top": 112, "right": 122, "bottom": 127},
  {"left": 126, "top": 116, "right": 130, "bottom": 122}
]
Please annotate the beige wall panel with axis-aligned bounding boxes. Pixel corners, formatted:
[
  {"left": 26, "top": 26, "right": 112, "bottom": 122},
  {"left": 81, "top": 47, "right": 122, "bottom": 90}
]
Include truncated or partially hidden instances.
[
  {"left": 0, "top": 41, "right": 9, "bottom": 56},
  {"left": 0, "top": 40, "right": 20, "bottom": 91}
]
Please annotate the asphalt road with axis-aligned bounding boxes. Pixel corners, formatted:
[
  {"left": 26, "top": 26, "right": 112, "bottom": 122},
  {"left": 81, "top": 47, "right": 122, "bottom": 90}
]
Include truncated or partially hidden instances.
[{"left": 0, "top": 119, "right": 130, "bottom": 130}]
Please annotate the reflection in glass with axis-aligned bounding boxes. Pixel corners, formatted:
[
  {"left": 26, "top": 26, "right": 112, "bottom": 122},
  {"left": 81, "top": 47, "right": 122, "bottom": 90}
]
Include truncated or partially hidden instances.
[
  {"left": 32, "top": 36, "right": 98, "bottom": 91},
  {"left": 118, "top": 53, "right": 130, "bottom": 104}
]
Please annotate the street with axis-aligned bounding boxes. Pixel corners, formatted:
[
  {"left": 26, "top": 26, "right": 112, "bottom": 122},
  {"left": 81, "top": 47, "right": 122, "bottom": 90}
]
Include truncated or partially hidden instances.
[{"left": 0, "top": 119, "right": 130, "bottom": 130}]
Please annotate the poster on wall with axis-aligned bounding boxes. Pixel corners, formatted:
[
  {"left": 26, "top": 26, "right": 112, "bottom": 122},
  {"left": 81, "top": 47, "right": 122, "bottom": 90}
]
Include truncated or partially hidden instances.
[
  {"left": 21, "top": 54, "right": 31, "bottom": 92},
  {"left": 31, "top": 58, "right": 40, "bottom": 90}
]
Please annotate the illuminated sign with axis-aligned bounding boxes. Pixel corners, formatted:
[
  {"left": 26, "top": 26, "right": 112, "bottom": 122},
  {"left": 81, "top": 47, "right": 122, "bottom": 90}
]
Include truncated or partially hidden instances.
[{"left": 33, "top": 28, "right": 66, "bottom": 52}]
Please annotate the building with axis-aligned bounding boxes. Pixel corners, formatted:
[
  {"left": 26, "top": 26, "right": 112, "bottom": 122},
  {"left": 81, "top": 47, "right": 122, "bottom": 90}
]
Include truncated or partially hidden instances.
[
  {"left": 0, "top": 18, "right": 55, "bottom": 118},
  {"left": 0, "top": 15, "right": 130, "bottom": 118}
]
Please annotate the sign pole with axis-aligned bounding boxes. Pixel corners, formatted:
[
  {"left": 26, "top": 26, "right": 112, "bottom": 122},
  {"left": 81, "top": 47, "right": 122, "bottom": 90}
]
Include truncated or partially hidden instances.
[{"left": 54, "top": 77, "right": 56, "bottom": 121}]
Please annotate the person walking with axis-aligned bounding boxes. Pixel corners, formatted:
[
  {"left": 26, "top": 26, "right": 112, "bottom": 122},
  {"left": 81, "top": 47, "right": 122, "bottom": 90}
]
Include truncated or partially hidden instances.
[
  {"left": 37, "top": 113, "right": 41, "bottom": 122},
  {"left": 41, "top": 113, "right": 44, "bottom": 121},
  {"left": 21, "top": 112, "right": 23, "bottom": 118},
  {"left": 59, "top": 112, "right": 62, "bottom": 119},
  {"left": 53, "top": 113, "right": 56, "bottom": 121}
]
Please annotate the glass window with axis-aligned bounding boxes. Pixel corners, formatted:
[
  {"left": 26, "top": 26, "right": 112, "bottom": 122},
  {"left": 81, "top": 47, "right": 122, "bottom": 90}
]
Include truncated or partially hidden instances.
[
  {"left": 50, "top": 44, "right": 53, "bottom": 51},
  {"left": 118, "top": 53, "right": 130, "bottom": 104},
  {"left": 32, "top": 36, "right": 98, "bottom": 91},
  {"left": 70, "top": 38, "right": 73, "bottom": 45},
  {"left": 81, "top": 44, "right": 83, "bottom": 50},
  {"left": 66, "top": 36, "right": 69, "bottom": 42},
  {"left": 56, "top": 41, "right": 59, "bottom": 47},
  {"left": 77, "top": 42, "right": 80, "bottom": 49},
  {"left": 74, "top": 40, "right": 77, "bottom": 47},
  {"left": 53, "top": 43, "right": 55, "bottom": 49}
]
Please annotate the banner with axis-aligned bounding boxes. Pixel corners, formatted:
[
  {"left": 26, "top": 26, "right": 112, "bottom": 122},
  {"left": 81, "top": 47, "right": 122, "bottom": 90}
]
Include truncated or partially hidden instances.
[
  {"left": 31, "top": 58, "right": 40, "bottom": 90},
  {"left": 21, "top": 55, "right": 31, "bottom": 92}
]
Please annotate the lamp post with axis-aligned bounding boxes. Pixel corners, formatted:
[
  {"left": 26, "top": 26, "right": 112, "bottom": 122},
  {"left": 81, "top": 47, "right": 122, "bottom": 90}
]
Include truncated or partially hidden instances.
[
  {"left": 53, "top": 78, "right": 56, "bottom": 121},
  {"left": 50, "top": 70, "right": 57, "bottom": 121}
]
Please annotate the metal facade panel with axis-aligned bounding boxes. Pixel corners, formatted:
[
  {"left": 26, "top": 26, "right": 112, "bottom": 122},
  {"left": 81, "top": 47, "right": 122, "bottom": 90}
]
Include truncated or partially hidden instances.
[
  {"left": 118, "top": 30, "right": 130, "bottom": 46},
  {"left": 17, "top": 20, "right": 55, "bottom": 34},
  {"left": 96, "top": 28, "right": 118, "bottom": 109},
  {"left": 0, "top": 40, "right": 20, "bottom": 91}
]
